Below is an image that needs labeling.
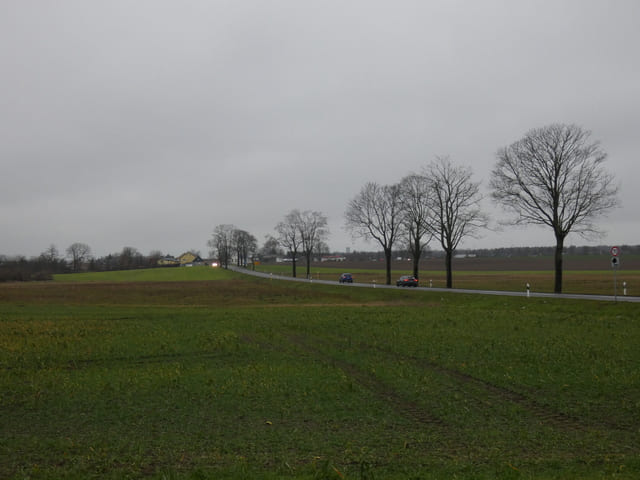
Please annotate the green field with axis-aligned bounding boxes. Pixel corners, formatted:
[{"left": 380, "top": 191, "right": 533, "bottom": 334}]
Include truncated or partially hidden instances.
[{"left": 1, "top": 268, "right": 639, "bottom": 479}]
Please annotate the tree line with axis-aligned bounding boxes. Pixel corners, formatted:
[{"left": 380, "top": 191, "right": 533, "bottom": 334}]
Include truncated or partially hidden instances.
[
  {"left": 209, "top": 210, "right": 330, "bottom": 278},
  {"left": 345, "top": 157, "right": 488, "bottom": 287},
  {"left": 0, "top": 243, "right": 165, "bottom": 282},
  {"left": 344, "top": 124, "right": 619, "bottom": 292},
  {"left": 207, "top": 225, "right": 258, "bottom": 270},
  {"left": 222, "top": 123, "right": 617, "bottom": 293}
]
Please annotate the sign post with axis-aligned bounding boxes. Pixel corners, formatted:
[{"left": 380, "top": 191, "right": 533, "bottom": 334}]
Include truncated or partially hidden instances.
[{"left": 610, "top": 246, "right": 620, "bottom": 300}]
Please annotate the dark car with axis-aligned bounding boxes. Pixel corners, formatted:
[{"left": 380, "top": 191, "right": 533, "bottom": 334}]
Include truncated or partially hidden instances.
[
  {"left": 396, "top": 275, "right": 419, "bottom": 287},
  {"left": 339, "top": 273, "right": 353, "bottom": 283}
]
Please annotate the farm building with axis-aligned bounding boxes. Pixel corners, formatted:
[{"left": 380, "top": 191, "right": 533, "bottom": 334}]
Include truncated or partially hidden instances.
[
  {"left": 177, "top": 252, "right": 205, "bottom": 266},
  {"left": 157, "top": 255, "right": 179, "bottom": 266},
  {"left": 157, "top": 252, "right": 205, "bottom": 267}
]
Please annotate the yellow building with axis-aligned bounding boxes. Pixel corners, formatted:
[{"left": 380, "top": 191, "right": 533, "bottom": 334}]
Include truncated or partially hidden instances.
[{"left": 178, "top": 252, "right": 204, "bottom": 266}]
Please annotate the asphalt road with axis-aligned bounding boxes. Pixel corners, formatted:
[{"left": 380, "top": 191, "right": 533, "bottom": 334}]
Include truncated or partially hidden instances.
[{"left": 229, "top": 266, "right": 640, "bottom": 303}]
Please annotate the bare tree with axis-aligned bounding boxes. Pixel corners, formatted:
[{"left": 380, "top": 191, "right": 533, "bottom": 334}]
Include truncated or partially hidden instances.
[
  {"left": 36, "top": 244, "right": 65, "bottom": 275},
  {"left": 66, "top": 242, "right": 91, "bottom": 272},
  {"left": 426, "top": 157, "right": 487, "bottom": 288},
  {"left": 345, "top": 182, "right": 404, "bottom": 285},
  {"left": 233, "top": 229, "right": 257, "bottom": 267},
  {"left": 208, "top": 224, "right": 236, "bottom": 268},
  {"left": 399, "top": 173, "right": 434, "bottom": 279},
  {"left": 275, "top": 210, "right": 303, "bottom": 277},
  {"left": 148, "top": 250, "right": 163, "bottom": 267},
  {"left": 40, "top": 244, "right": 60, "bottom": 264},
  {"left": 314, "top": 240, "right": 330, "bottom": 257},
  {"left": 259, "top": 235, "right": 283, "bottom": 261},
  {"left": 119, "top": 246, "right": 142, "bottom": 269},
  {"left": 297, "top": 210, "right": 329, "bottom": 278},
  {"left": 490, "top": 123, "right": 619, "bottom": 293}
]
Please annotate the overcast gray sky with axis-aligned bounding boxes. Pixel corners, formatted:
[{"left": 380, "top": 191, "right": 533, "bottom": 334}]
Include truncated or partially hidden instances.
[{"left": 2, "top": 0, "right": 639, "bottom": 258}]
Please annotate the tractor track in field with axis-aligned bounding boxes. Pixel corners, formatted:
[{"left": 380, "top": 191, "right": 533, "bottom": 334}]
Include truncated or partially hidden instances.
[
  {"left": 355, "top": 342, "right": 639, "bottom": 435},
  {"left": 358, "top": 342, "right": 589, "bottom": 432},
  {"left": 286, "top": 333, "right": 448, "bottom": 428},
  {"left": 282, "top": 332, "right": 636, "bottom": 436},
  {"left": 287, "top": 332, "right": 583, "bottom": 432},
  {"left": 240, "top": 331, "right": 638, "bottom": 459},
  {"left": 240, "top": 333, "right": 448, "bottom": 428}
]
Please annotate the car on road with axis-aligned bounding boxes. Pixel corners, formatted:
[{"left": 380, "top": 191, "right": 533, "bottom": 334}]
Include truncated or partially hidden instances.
[
  {"left": 339, "top": 273, "right": 353, "bottom": 283},
  {"left": 396, "top": 275, "right": 419, "bottom": 287}
]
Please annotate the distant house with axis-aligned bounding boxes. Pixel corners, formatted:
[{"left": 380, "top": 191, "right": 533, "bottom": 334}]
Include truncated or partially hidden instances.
[
  {"left": 157, "top": 255, "right": 180, "bottom": 266},
  {"left": 156, "top": 252, "right": 205, "bottom": 267},
  {"left": 321, "top": 255, "right": 347, "bottom": 262},
  {"left": 178, "top": 252, "right": 204, "bottom": 266}
]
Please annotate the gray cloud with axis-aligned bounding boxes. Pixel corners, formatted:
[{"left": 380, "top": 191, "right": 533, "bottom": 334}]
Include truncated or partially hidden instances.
[{"left": 2, "top": 0, "right": 639, "bottom": 257}]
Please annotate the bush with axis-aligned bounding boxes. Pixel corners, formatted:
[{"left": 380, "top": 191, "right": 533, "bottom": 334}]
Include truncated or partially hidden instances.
[{"left": 0, "top": 265, "right": 52, "bottom": 282}]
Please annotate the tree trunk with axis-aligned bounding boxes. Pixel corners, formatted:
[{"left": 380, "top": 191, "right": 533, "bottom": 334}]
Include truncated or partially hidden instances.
[
  {"left": 445, "top": 249, "right": 453, "bottom": 288},
  {"left": 554, "top": 236, "right": 564, "bottom": 293},
  {"left": 411, "top": 242, "right": 421, "bottom": 279},
  {"left": 305, "top": 252, "right": 311, "bottom": 278},
  {"left": 384, "top": 248, "right": 392, "bottom": 285},
  {"left": 292, "top": 253, "right": 297, "bottom": 278}
]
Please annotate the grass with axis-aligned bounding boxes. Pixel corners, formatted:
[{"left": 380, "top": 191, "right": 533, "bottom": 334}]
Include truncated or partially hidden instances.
[
  {"left": 1, "top": 268, "right": 639, "bottom": 479},
  {"left": 52, "top": 266, "right": 225, "bottom": 283}
]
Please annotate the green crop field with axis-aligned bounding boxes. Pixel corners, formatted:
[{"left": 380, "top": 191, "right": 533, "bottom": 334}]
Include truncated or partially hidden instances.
[{"left": 1, "top": 268, "right": 639, "bottom": 479}]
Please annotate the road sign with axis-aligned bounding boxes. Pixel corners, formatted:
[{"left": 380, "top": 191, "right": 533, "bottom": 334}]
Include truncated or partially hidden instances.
[{"left": 611, "top": 255, "right": 620, "bottom": 300}]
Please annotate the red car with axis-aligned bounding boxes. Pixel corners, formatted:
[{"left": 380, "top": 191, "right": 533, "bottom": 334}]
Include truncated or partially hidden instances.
[{"left": 396, "top": 275, "right": 419, "bottom": 287}]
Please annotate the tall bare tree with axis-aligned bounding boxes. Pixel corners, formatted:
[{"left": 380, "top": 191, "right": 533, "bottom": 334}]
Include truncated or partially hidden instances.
[
  {"left": 314, "top": 240, "right": 330, "bottom": 257},
  {"left": 426, "top": 157, "right": 487, "bottom": 288},
  {"left": 345, "top": 182, "right": 404, "bottom": 285},
  {"left": 40, "top": 244, "right": 60, "bottom": 264},
  {"left": 148, "top": 250, "right": 163, "bottom": 267},
  {"left": 118, "top": 246, "right": 141, "bottom": 269},
  {"left": 38, "top": 244, "right": 65, "bottom": 274},
  {"left": 233, "top": 229, "right": 257, "bottom": 267},
  {"left": 297, "top": 210, "right": 329, "bottom": 278},
  {"left": 399, "top": 173, "right": 434, "bottom": 279},
  {"left": 275, "top": 210, "right": 303, "bottom": 278},
  {"left": 208, "top": 224, "right": 236, "bottom": 268},
  {"left": 260, "top": 235, "right": 283, "bottom": 261},
  {"left": 66, "top": 242, "right": 91, "bottom": 272},
  {"left": 490, "top": 123, "right": 619, "bottom": 293}
]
